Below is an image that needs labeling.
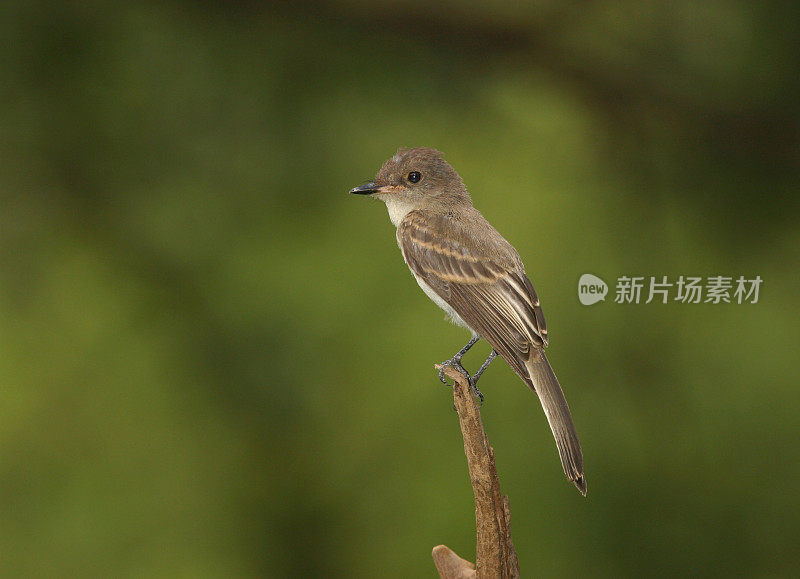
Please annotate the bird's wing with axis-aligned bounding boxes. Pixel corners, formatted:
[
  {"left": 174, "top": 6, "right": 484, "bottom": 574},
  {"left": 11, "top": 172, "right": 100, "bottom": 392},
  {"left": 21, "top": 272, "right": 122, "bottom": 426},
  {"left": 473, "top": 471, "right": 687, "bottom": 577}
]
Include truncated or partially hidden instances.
[{"left": 397, "top": 210, "right": 547, "bottom": 378}]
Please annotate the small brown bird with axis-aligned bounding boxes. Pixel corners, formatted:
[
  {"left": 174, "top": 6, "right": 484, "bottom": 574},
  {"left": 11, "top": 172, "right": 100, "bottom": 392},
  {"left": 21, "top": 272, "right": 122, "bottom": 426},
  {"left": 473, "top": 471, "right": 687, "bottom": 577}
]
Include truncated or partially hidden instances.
[{"left": 351, "top": 147, "right": 585, "bottom": 495}]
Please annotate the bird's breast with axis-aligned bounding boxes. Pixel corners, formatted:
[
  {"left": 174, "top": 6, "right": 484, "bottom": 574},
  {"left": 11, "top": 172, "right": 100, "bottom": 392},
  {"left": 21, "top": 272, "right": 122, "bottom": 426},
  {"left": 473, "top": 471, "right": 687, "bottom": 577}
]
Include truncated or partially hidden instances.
[{"left": 398, "top": 243, "right": 476, "bottom": 334}]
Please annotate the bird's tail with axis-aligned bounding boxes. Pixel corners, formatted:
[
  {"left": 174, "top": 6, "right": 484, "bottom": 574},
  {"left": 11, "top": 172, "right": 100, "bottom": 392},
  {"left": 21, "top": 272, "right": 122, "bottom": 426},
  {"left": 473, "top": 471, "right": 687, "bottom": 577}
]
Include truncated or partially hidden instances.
[{"left": 524, "top": 350, "right": 586, "bottom": 495}]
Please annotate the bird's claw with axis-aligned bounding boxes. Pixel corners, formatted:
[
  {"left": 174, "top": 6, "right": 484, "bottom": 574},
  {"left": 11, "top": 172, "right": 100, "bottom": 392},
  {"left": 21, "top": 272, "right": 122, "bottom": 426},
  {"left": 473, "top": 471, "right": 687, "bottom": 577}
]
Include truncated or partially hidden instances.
[
  {"left": 437, "top": 359, "right": 484, "bottom": 404},
  {"left": 468, "top": 377, "right": 485, "bottom": 405},
  {"left": 437, "top": 358, "right": 470, "bottom": 386}
]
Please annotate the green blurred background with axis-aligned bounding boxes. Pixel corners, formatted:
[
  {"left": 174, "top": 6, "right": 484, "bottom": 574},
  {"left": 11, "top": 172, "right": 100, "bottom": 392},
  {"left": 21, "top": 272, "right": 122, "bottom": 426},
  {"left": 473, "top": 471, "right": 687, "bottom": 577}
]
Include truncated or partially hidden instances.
[{"left": 2, "top": 1, "right": 798, "bottom": 576}]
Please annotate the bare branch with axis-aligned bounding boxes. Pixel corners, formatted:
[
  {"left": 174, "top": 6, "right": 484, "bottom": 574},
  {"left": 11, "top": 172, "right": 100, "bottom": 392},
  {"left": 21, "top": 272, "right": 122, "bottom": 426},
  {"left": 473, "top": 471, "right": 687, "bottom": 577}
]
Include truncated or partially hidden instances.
[
  {"left": 433, "top": 365, "right": 520, "bottom": 579},
  {"left": 432, "top": 545, "right": 476, "bottom": 578}
]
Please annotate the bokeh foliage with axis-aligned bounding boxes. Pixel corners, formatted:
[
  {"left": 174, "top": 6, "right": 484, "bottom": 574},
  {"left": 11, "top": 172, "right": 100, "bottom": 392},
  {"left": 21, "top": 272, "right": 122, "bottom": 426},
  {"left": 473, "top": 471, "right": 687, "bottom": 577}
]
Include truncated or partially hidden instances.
[{"left": 1, "top": 1, "right": 798, "bottom": 576}]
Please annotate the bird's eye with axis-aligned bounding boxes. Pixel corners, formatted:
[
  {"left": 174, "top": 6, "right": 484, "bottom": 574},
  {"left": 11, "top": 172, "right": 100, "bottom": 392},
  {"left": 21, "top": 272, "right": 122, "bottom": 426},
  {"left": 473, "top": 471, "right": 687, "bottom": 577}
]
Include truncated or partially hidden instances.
[{"left": 407, "top": 171, "right": 421, "bottom": 183}]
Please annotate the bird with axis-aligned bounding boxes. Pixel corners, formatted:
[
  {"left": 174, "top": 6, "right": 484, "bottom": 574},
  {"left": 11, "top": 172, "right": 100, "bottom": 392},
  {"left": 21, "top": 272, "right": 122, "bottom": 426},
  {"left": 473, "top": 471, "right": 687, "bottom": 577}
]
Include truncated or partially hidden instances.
[{"left": 350, "top": 147, "right": 585, "bottom": 495}]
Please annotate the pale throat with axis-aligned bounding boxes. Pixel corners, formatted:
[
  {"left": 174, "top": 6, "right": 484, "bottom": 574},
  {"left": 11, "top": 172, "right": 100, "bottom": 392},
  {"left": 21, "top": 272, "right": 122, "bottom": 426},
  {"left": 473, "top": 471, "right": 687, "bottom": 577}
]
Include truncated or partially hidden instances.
[{"left": 380, "top": 195, "right": 416, "bottom": 227}]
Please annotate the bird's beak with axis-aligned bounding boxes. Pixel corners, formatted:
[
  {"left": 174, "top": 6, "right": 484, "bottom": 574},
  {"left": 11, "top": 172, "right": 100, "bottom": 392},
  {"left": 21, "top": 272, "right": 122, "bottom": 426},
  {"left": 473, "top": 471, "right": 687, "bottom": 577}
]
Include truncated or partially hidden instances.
[{"left": 350, "top": 181, "right": 389, "bottom": 195}]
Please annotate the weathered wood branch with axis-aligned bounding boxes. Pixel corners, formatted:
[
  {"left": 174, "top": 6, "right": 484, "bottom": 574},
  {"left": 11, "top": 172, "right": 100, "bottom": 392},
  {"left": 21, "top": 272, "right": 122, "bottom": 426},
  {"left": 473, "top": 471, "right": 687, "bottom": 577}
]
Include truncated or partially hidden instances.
[{"left": 433, "top": 365, "right": 520, "bottom": 579}]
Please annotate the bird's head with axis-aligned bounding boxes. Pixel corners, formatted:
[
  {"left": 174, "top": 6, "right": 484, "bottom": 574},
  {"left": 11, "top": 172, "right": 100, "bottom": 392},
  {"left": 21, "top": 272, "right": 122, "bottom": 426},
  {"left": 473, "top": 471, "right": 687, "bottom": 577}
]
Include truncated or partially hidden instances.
[{"left": 350, "top": 147, "right": 470, "bottom": 209}]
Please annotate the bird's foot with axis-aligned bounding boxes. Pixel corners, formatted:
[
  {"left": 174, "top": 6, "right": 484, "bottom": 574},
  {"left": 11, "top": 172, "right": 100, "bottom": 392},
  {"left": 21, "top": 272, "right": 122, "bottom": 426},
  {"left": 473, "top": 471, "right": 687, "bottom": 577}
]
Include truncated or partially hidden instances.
[
  {"left": 437, "top": 357, "right": 485, "bottom": 405},
  {"left": 466, "top": 349, "right": 496, "bottom": 405},
  {"left": 437, "top": 356, "right": 471, "bottom": 386},
  {"left": 467, "top": 376, "right": 485, "bottom": 405},
  {"left": 437, "top": 336, "right": 480, "bottom": 386}
]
